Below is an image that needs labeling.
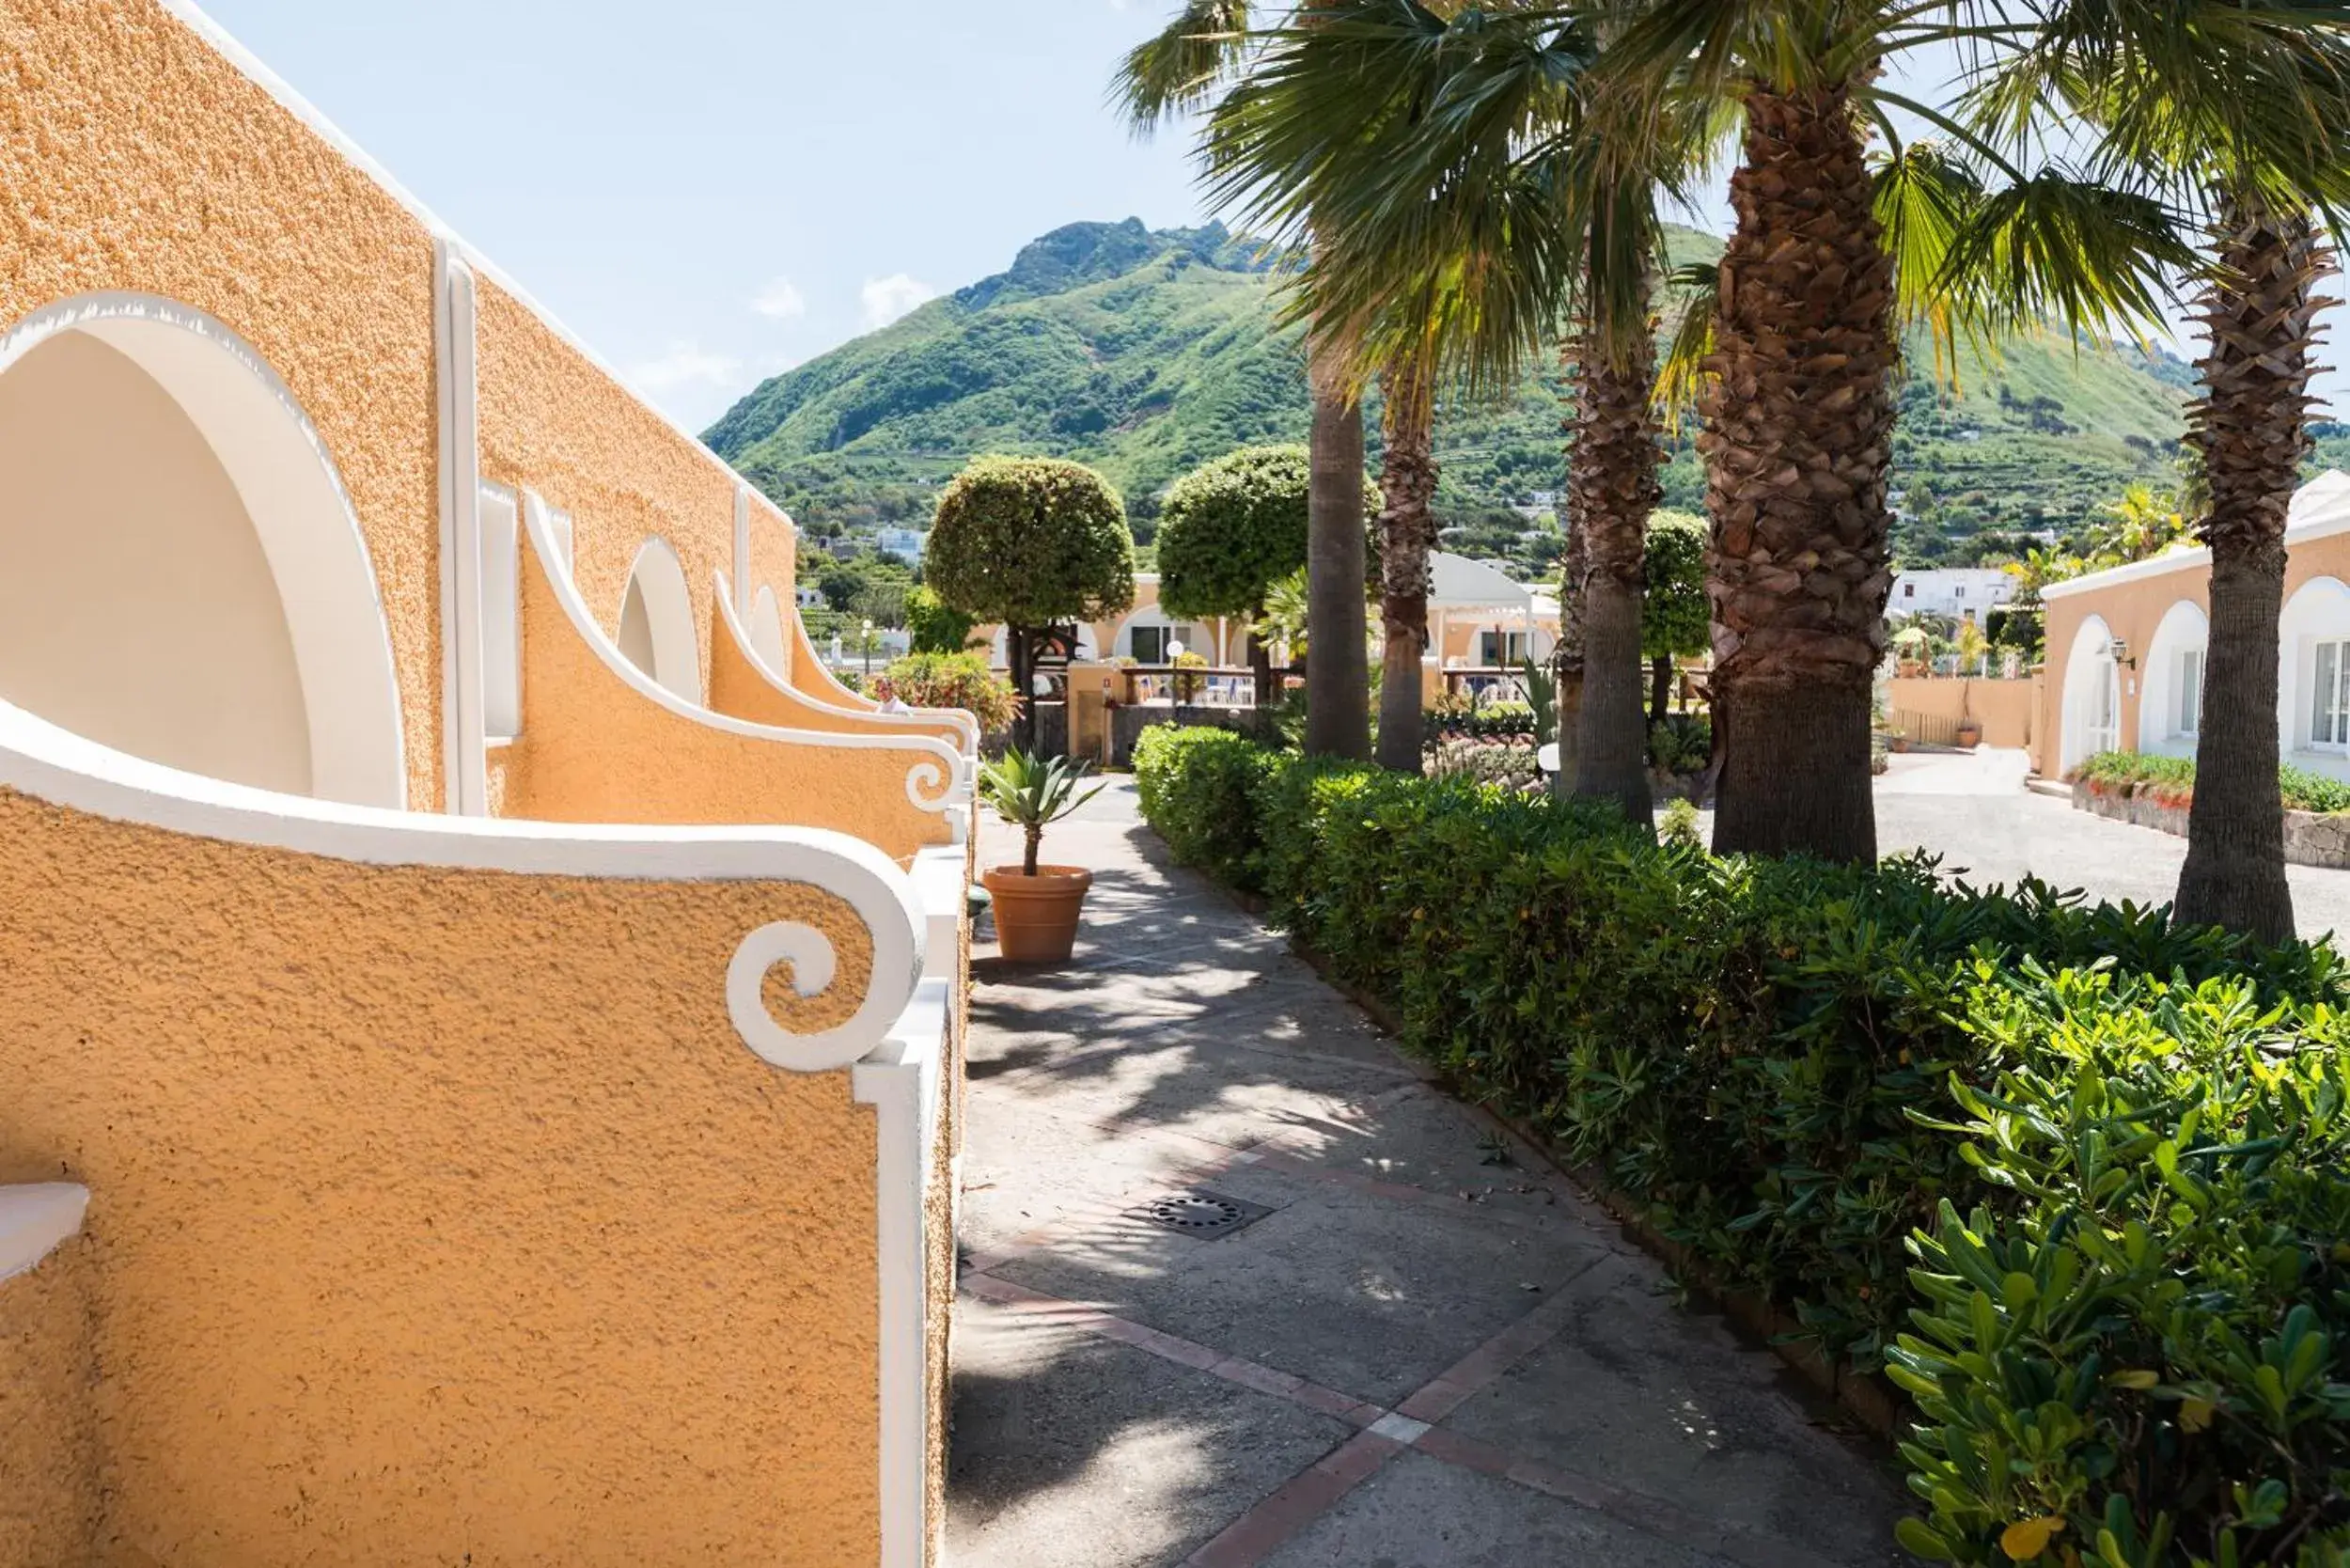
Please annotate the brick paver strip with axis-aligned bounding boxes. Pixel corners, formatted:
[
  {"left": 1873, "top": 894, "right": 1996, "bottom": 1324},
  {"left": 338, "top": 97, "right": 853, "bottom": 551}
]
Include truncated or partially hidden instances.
[{"left": 1180, "top": 1431, "right": 1405, "bottom": 1568}]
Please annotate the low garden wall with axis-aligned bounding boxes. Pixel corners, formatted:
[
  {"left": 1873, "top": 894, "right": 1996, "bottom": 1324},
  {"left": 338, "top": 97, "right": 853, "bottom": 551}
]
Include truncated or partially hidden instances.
[
  {"left": 1131, "top": 724, "right": 2350, "bottom": 1563},
  {"left": 1883, "top": 673, "right": 2038, "bottom": 748},
  {"left": 2071, "top": 753, "right": 2350, "bottom": 869}
]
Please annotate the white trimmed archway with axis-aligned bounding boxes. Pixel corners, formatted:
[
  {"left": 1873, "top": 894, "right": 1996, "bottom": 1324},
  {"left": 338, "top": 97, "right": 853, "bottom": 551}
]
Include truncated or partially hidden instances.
[
  {"left": 0, "top": 293, "right": 404, "bottom": 806},
  {"left": 2060, "top": 614, "right": 2122, "bottom": 773},
  {"left": 2280, "top": 575, "right": 2350, "bottom": 774},
  {"left": 618, "top": 537, "right": 700, "bottom": 701},
  {"left": 2136, "top": 600, "right": 2208, "bottom": 760}
]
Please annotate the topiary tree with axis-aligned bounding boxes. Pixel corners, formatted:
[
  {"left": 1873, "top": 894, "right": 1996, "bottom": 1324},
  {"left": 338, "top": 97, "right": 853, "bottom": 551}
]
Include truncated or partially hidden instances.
[
  {"left": 1640, "top": 510, "right": 1709, "bottom": 724},
  {"left": 1156, "top": 445, "right": 1310, "bottom": 704},
  {"left": 928, "top": 455, "right": 1136, "bottom": 750}
]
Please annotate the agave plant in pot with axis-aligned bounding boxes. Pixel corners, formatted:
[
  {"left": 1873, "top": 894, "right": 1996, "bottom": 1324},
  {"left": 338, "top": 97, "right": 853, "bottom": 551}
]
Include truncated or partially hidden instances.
[{"left": 979, "top": 748, "right": 1105, "bottom": 964}]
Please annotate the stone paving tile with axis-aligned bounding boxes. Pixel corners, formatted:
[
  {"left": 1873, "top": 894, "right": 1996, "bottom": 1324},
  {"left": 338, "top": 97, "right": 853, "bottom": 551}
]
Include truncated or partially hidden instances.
[
  {"left": 957, "top": 1091, "right": 1232, "bottom": 1259},
  {"left": 1439, "top": 1266, "right": 1910, "bottom": 1565},
  {"left": 1255, "top": 1450, "right": 1741, "bottom": 1568},
  {"left": 989, "top": 1162, "right": 1618, "bottom": 1405},
  {"left": 950, "top": 1297, "right": 1356, "bottom": 1568},
  {"left": 961, "top": 1029, "right": 1418, "bottom": 1153}
]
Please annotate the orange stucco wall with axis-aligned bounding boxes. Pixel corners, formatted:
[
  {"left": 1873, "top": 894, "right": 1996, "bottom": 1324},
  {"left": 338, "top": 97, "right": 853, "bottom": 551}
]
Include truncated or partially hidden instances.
[
  {"left": 476, "top": 279, "right": 761, "bottom": 692},
  {"left": 494, "top": 538, "right": 954, "bottom": 859},
  {"left": 0, "top": 1236, "right": 101, "bottom": 1566},
  {"left": 0, "top": 787, "right": 886, "bottom": 1566},
  {"left": 0, "top": 0, "right": 445, "bottom": 808},
  {"left": 1885, "top": 676, "right": 2040, "bottom": 749},
  {"left": 2037, "top": 532, "right": 2350, "bottom": 774}
]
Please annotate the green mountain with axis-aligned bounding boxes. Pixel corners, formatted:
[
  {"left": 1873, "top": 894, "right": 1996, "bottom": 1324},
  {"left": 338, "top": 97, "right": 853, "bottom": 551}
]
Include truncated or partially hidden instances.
[{"left": 705, "top": 217, "right": 2195, "bottom": 571}]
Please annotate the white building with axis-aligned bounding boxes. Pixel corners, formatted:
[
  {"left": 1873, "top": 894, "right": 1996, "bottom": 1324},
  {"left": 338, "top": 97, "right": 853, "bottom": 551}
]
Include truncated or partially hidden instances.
[
  {"left": 1890, "top": 567, "right": 2016, "bottom": 619},
  {"left": 873, "top": 526, "right": 928, "bottom": 563}
]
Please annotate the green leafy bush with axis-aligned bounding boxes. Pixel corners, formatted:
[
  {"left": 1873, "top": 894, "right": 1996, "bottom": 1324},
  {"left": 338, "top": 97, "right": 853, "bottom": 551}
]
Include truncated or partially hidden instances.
[
  {"left": 2072, "top": 750, "right": 2350, "bottom": 814},
  {"left": 1134, "top": 729, "right": 2350, "bottom": 1562},
  {"left": 875, "top": 652, "right": 1019, "bottom": 734},
  {"left": 1130, "top": 727, "right": 1273, "bottom": 886},
  {"left": 1895, "top": 964, "right": 2350, "bottom": 1565}
]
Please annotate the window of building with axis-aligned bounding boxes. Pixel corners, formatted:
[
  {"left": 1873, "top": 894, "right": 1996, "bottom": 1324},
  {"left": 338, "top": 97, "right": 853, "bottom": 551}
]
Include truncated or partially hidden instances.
[
  {"left": 1954, "top": 586, "right": 1966, "bottom": 600},
  {"left": 1903, "top": 583, "right": 1915, "bottom": 598},
  {"left": 2176, "top": 648, "right": 2203, "bottom": 738},
  {"left": 1132, "top": 625, "right": 1170, "bottom": 664},
  {"left": 2314, "top": 639, "right": 2350, "bottom": 748}
]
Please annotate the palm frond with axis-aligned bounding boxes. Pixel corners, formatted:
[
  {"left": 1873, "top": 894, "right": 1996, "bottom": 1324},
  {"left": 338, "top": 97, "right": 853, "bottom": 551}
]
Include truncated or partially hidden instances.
[
  {"left": 1111, "top": 0, "right": 1260, "bottom": 133},
  {"left": 1652, "top": 261, "right": 1717, "bottom": 429}
]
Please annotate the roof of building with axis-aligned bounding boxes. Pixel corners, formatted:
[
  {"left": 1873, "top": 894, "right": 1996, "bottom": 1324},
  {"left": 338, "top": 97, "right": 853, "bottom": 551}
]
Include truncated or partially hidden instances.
[{"left": 2041, "top": 469, "right": 2350, "bottom": 601}]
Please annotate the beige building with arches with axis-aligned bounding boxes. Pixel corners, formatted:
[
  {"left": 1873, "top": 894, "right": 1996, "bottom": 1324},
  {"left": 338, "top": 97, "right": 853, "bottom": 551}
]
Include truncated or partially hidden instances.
[
  {"left": 2037, "top": 470, "right": 2350, "bottom": 780},
  {"left": 0, "top": 5, "right": 974, "bottom": 1565}
]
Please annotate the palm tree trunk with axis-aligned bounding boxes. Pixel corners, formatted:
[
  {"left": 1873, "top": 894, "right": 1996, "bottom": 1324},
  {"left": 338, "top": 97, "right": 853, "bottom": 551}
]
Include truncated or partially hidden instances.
[
  {"left": 1551, "top": 438, "right": 1586, "bottom": 800},
  {"left": 1568, "top": 304, "right": 1662, "bottom": 821},
  {"left": 1305, "top": 335, "right": 1371, "bottom": 760},
  {"left": 2176, "top": 195, "right": 2322, "bottom": 941},
  {"left": 1375, "top": 366, "right": 1438, "bottom": 772},
  {"left": 1650, "top": 655, "right": 1672, "bottom": 724},
  {"left": 1701, "top": 83, "right": 1897, "bottom": 863}
]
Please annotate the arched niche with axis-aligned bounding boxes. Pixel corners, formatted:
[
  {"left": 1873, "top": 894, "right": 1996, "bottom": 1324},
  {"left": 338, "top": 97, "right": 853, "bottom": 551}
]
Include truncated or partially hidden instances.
[
  {"left": 2280, "top": 575, "right": 2350, "bottom": 765},
  {"left": 2136, "top": 600, "right": 2208, "bottom": 760},
  {"left": 2060, "top": 614, "right": 2121, "bottom": 774},
  {"left": 749, "top": 585, "right": 789, "bottom": 675},
  {"left": 0, "top": 293, "right": 404, "bottom": 806},
  {"left": 618, "top": 538, "right": 700, "bottom": 702}
]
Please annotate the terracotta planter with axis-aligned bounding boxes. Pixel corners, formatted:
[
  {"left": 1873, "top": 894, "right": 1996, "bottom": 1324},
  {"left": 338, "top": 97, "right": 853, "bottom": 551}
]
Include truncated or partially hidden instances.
[
  {"left": 982, "top": 864, "right": 1093, "bottom": 964},
  {"left": 1955, "top": 722, "right": 1982, "bottom": 748}
]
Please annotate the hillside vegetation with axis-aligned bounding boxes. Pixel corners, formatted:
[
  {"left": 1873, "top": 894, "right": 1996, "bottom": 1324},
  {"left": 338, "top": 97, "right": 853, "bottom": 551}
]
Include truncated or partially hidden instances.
[{"left": 705, "top": 217, "right": 2195, "bottom": 569}]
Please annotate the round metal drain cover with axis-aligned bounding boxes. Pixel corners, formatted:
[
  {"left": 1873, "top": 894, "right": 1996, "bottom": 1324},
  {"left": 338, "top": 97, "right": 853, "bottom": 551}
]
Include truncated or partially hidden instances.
[
  {"left": 1129, "top": 1187, "right": 1274, "bottom": 1238},
  {"left": 1145, "top": 1193, "right": 1246, "bottom": 1231}
]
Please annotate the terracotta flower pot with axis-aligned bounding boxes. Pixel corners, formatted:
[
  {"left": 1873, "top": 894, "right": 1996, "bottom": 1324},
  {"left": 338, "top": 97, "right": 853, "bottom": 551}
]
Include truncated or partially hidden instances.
[
  {"left": 982, "top": 864, "right": 1094, "bottom": 964},
  {"left": 1956, "top": 722, "right": 1982, "bottom": 748}
]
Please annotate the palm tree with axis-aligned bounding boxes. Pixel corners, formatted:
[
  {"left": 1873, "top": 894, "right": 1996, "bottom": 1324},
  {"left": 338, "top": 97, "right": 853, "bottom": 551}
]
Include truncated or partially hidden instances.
[
  {"left": 1116, "top": 2, "right": 1371, "bottom": 761},
  {"left": 1330, "top": 1, "right": 2190, "bottom": 860},
  {"left": 1998, "top": 9, "right": 2350, "bottom": 938},
  {"left": 1373, "top": 355, "right": 1440, "bottom": 771}
]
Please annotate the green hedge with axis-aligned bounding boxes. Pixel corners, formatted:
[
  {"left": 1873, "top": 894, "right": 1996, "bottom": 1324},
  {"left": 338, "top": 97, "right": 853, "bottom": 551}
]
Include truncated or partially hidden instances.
[
  {"left": 2076, "top": 749, "right": 2350, "bottom": 814},
  {"left": 1134, "top": 728, "right": 2350, "bottom": 1565}
]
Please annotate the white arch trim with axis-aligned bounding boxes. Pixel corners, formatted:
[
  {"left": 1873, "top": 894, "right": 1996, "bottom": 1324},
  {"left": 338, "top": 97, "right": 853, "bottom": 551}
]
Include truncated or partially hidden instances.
[
  {"left": 0, "top": 692, "right": 923, "bottom": 1073},
  {"left": 712, "top": 574, "right": 971, "bottom": 823},
  {"left": 522, "top": 501, "right": 970, "bottom": 841},
  {"left": 619, "top": 537, "right": 700, "bottom": 703},
  {"left": 2138, "top": 600, "right": 2209, "bottom": 759},
  {"left": 749, "top": 587, "right": 790, "bottom": 675},
  {"left": 2060, "top": 614, "right": 2121, "bottom": 773},
  {"left": 2280, "top": 575, "right": 2350, "bottom": 758},
  {"left": 776, "top": 591, "right": 981, "bottom": 757},
  {"left": 0, "top": 292, "right": 407, "bottom": 808}
]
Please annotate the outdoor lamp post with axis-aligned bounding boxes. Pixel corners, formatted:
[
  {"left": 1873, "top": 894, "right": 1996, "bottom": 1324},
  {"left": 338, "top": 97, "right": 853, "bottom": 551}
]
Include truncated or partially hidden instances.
[{"left": 862, "top": 617, "right": 874, "bottom": 681}]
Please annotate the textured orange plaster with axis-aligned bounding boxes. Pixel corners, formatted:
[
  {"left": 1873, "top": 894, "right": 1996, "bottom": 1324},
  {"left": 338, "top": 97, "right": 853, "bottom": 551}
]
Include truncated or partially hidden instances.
[
  {"left": 0, "top": 788, "right": 885, "bottom": 1567},
  {"left": 474, "top": 279, "right": 744, "bottom": 697},
  {"left": 498, "top": 536, "right": 954, "bottom": 858},
  {"left": 0, "top": 1237, "right": 100, "bottom": 1568},
  {"left": 0, "top": 0, "right": 446, "bottom": 808}
]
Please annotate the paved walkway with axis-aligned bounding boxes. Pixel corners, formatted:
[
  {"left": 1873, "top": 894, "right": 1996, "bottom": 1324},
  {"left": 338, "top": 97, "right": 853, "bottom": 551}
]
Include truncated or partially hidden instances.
[
  {"left": 950, "top": 779, "right": 1910, "bottom": 1568},
  {"left": 1659, "top": 750, "right": 2350, "bottom": 944}
]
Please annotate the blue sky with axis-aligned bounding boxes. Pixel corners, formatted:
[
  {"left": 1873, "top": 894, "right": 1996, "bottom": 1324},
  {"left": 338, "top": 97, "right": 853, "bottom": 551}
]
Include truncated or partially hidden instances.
[
  {"left": 198, "top": 0, "right": 1215, "bottom": 431},
  {"left": 199, "top": 1, "right": 2341, "bottom": 432}
]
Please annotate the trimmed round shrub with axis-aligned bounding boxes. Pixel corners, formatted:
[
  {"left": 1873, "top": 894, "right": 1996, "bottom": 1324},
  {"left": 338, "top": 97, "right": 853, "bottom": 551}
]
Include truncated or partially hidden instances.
[
  {"left": 926, "top": 455, "right": 1136, "bottom": 634},
  {"left": 1155, "top": 445, "right": 1312, "bottom": 619}
]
